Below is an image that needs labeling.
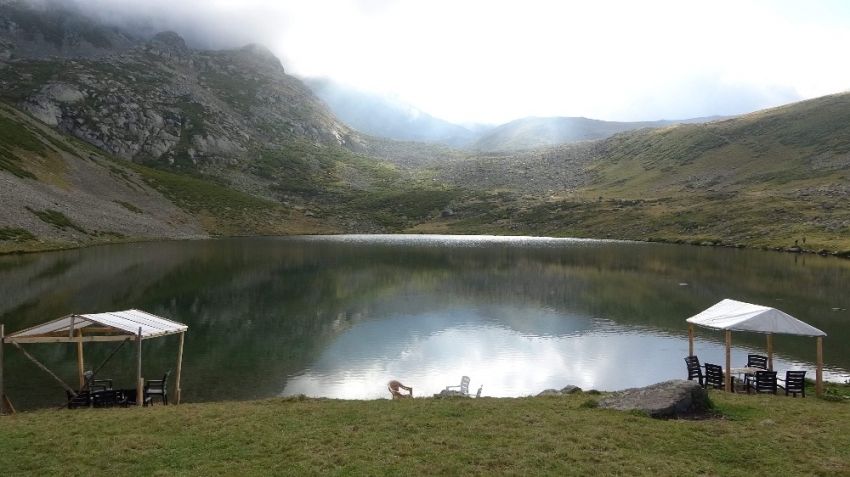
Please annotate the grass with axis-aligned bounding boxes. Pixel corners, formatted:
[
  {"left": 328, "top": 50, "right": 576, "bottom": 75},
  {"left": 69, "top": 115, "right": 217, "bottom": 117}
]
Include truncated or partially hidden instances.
[
  {"left": 0, "top": 227, "right": 36, "bottom": 242},
  {"left": 0, "top": 390, "right": 847, "bottom": 476},
  {"left": 25, "top": 208, "right": 86, "bottom": 234}
]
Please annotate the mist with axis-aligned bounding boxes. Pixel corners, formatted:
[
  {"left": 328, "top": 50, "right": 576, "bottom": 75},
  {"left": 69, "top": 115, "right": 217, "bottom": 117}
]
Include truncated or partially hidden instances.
[{"left": 39, "top": 0, "right": 850, "bottom": 125}]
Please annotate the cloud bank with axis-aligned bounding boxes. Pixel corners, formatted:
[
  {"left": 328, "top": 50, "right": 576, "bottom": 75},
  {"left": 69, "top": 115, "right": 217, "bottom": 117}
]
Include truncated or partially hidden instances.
[{"left": 65, "top": 0, "right": 850, "bottom": 124}]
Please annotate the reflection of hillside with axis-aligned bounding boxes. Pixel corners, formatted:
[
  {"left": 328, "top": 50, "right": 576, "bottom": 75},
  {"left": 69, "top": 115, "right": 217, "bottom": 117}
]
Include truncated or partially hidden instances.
[{"left": 2, "top": 237, "right": 849, "bottom": 409}]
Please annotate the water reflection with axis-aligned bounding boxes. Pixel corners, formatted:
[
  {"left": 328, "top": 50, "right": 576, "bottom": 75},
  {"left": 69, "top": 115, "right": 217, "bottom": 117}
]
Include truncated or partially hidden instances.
[{"left": 1, "top": 235, "right": 849, "bottom": 410}]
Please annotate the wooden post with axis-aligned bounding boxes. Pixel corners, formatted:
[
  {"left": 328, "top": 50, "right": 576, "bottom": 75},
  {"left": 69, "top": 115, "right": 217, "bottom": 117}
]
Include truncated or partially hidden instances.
[
  {"left": 725, "top": 330, "right": 732, "bottom": 392},
  {"left": 766, "top": 333, "right": 773, "bottom": 371},
  {"left": 136, "top": 327, "right": 143, "bottom": 407},
  {"left": 816, "top": 336, "right": 823, "bottom": 397},
  {"left": 174, "top": 331, "right": 185, "bottom": 405},
  {"left": 77, "top": 328, "right": 85, "bottom": 389},
  {"left": 1, "top": 324, "right": 5, "bottom": 415},
  {"left": 688, "top": 324, "right": 694, "bottom": 356}
]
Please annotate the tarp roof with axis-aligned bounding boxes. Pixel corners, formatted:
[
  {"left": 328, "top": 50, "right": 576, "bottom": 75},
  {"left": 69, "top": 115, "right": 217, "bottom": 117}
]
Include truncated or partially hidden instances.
[
  {"left": 6, "top": 309, "right": 187, "bottom": 340},
  {"left": 686, "top": 299, "right": 826, "bottom": 337}
]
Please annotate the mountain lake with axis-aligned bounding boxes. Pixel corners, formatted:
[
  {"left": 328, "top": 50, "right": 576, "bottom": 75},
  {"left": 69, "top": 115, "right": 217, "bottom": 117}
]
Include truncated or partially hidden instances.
[{"left": 2, "top": 235, "right": 849, "bottom": 410}]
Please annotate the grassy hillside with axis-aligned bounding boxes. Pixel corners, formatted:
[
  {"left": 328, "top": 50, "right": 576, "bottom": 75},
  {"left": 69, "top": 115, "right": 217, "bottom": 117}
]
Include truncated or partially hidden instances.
[
  {"left": 420, "top": 93, "right": 850, "bottom": 254},
  {"left": 1, "top": 389, "right": 848, "bottom": 476}
]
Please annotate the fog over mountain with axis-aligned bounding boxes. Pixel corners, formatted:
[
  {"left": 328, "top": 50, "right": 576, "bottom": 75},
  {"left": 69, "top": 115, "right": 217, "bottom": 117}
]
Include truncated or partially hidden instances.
[{"left": 11, "top": 0, "right": 850, "bottom": 126}]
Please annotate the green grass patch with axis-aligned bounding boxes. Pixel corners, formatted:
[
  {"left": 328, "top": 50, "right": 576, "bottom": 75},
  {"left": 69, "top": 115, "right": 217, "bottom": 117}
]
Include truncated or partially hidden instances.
[
  {"left": 25, "top": 207, "right": 86, "bottom": 234},
  {"left": 114, "top": 201, "right": 142, "bottom": 214},
  {"left": 0, "top": 227, "right": 36, "bottom": 242},
  {"left": 0, "top": 391, "right": 848, "bottom": 476}
]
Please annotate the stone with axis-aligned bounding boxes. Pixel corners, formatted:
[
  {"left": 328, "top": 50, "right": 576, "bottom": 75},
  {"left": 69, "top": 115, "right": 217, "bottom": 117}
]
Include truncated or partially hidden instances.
[{"left": 597, "top": 380, "right": 709, "bottom": 418}]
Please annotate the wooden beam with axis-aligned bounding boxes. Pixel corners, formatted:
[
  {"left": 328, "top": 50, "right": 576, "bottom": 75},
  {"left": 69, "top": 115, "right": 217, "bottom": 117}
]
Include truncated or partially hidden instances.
[
  {"left": 0, "top": 324, "right": 5, "bottom": 415},
  {"left": 816, "top": 336, "right": 824, "bottom": 397},
  {"left": 175, "top": 332, "right": 185, "bottom": 405},
  {"left": 766, "top": 333, "right": 774, "bottom": 371},
  {"left": 6, "top": 335, "right": 137, "bottom": 344},
  {"left": 77, "top": 329, "right": 85, "bottom": 389},
  {"left": 9, "top": 341, "right": 76, "bottom": 395},
  {"left": 688, "top": 324, "right": 694, "bottom": 356},
  {"left": 725, "top": 330, "right": 732, "bottom": 392},
  {"left": 136, "top": 327, "right": 143, "bottom": 407}
]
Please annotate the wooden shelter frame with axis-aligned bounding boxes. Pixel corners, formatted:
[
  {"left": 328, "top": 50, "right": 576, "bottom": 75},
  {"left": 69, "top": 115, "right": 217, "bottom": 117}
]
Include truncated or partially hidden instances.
[
  {"left": 686, "top": 299, "right": 825, "bottom": 396},
  {"left": 1, "top": 309, "right": 186, "bottom": 414}
]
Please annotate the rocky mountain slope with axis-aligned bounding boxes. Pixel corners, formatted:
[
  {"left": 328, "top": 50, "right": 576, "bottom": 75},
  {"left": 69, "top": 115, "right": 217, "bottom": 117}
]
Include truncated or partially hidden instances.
[{"left": 1, "top": 1, "right": 849, "bottom": 255}]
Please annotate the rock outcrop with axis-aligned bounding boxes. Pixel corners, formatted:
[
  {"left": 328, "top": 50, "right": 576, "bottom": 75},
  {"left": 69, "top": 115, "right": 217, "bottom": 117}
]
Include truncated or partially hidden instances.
[{"left": 596, "top": 380, "right": 709, "bottom": 418}]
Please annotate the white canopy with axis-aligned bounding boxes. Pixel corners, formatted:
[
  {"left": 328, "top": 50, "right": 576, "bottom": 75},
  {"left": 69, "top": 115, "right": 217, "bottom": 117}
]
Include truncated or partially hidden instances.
[
  {"left": 686, "top": 299, "right": 826, "bottom": 337},
  {"left": 6, "top": 309, "right": 187, "bottom": 342}
]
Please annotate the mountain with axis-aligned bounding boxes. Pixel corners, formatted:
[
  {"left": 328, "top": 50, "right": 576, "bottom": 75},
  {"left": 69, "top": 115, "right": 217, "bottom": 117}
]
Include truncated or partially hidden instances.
[
  {"left": 0, "top": 0, "right": 140, "bottom": 59},
  {"left": 2, "top": 1, "right": 850, "bottom": 256},
  {"left": 471, "top": 115, "right": 727, "bottom": 152},
  {"left": 429, "top": 92, "right": 850, "bottom": 251},
  {"left": 303, "top": 77, "right": 482, "bottom": 147}
]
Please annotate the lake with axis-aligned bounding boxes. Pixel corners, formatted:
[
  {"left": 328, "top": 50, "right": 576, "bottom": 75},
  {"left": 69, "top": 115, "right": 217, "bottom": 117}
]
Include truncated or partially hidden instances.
[{"left": 1, "top": 235, "right": 849, "bottom": 410}]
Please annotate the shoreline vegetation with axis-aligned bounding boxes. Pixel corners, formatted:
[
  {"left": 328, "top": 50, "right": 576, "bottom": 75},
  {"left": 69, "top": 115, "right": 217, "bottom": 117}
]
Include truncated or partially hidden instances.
[
  {"left": 1, "top": 384, "right": 848, "bottom": 475},
  {"left": 2, "top": 232, "right": 850, "bottom": 259}
]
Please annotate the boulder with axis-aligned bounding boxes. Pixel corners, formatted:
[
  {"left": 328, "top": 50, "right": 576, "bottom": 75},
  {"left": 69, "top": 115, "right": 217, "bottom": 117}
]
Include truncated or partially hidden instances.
[
  {"left": 537, "top": 385, "right": 583, "bottom": 397},
  {"left": 596, "top": 380, "right": 709, "bottom": 418}
]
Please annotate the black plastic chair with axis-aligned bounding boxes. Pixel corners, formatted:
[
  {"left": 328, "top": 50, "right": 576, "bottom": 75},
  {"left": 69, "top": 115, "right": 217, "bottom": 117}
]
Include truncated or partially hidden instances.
[
  {"left": 747, "top": 370, "right": 778, "bottom": 395},
  {"left": 704, "top": 363, "right": 733, "bottom": 391},
  {"left": 145, "top": 371, "right": 171, "bottom": 405},
  {"left": 743, "top": 355, "right": 768, "bottom": 388},
  {"left": 117, "top": 388, "right": 152, "bottom": 407},
  {"left": 92, "top": 389, "right": 120, "bottom": 408},
  {"left": 684, "top": 356, "right": 704, "bottom": 386},
  {"left": 65, "top": 390, "right": 91, "bottom": 409},
  {"left": 778, "top": 370, "right": 806, "bottom": 398}
]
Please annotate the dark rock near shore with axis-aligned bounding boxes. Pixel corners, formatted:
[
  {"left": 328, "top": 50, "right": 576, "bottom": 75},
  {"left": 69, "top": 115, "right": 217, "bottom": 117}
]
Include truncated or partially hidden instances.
[
  {"left": 596, "top": 380, "right": 709, "bottom": 418},
  {"left": 537, "top": 385, "right": 583, "bottom": 396}
]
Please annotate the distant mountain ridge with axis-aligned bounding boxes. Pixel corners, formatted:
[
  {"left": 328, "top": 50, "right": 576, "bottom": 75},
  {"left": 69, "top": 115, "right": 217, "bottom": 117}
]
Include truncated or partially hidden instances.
[
  {"left": 303, "top": 78, "right": 481, "bottom": 147},
  {"left": 471, "top": 115, "right": 728, "bottom": 152}
]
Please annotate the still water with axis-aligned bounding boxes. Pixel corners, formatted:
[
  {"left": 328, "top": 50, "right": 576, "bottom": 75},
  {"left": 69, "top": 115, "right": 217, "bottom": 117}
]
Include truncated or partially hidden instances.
[{"left": 1, "top": 235, "right": 849, "bottom": 410}]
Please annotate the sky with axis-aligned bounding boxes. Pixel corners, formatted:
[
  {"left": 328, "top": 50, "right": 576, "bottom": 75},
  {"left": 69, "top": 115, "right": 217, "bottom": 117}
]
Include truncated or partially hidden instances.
[{"left": 70, "top": 0, "right": 850, "bottom": 125}]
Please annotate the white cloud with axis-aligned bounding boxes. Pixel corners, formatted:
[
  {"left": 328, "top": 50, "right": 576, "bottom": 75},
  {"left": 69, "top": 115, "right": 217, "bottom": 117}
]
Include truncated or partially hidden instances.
[{"left": 70, "top": 0, "right": 850, "bottom": 124}]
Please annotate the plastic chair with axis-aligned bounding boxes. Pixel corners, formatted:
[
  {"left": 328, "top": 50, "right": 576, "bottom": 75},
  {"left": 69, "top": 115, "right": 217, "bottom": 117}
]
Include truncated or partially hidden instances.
[
  {"left": 747, "top": 370, "right": 778, "bottom": 395},
  {"left": 704, "top": 363, "right": 734, "bottom": 391},
  {"left": 778, "top": 370, "right": 806, "bottom": 398},
  {"left": 387, "top": 380, "right": 413, "bottom": 399},
  {"left": 445, "top": 376, "right": 471, "bottom": 395},
  {"left": 684, "top": 356, "right": 704, "bottom": 386},
  {"left": 65, "top": 390, "right": 91, "bottom": 409},
  {"left": 145, "top": 371, "right": 171, "bottom": 405}
]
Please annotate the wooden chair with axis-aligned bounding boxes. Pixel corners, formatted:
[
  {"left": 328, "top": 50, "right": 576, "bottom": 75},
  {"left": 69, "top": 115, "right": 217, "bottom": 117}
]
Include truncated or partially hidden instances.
[
  {"left": 446, "top": 376, "right": 470, "bottom": 395},
  {"left": 703, "top": 363, "right": 731, "bottom": 391},
  {"left": 684, "top": 356, "right": 704, "bottom": 386},
  {"left": 387, "top": 380, "right": 413, "bottom": 399},
  {"left": 144, "top": 371, "right": 171, "bottom": 405},
  {"left": 747, "top": 370, "right": 778, "bottom": 395},
  {"left": 778, "top": 370, "right": 806, "bottom": 398}
]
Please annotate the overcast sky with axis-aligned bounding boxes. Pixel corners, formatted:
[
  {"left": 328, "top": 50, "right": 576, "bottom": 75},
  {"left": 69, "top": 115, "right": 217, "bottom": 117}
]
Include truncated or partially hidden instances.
[{"left": 72, "top": 0, "right": 850, "bottom": 125}]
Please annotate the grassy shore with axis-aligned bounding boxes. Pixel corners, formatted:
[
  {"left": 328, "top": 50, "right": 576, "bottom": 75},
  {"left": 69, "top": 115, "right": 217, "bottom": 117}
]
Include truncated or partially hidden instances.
[{"left": 2, "top": 388, "right": 848, "bottom": 476}]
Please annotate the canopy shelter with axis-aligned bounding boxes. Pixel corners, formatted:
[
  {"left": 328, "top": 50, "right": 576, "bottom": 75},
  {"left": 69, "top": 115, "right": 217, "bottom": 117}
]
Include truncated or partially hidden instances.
[
  {"left": 686, "top": 299, "right": 826, "bottom": 395},
  {"left": 1, "top": 309, "right": 187, "bottom": 414}
]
